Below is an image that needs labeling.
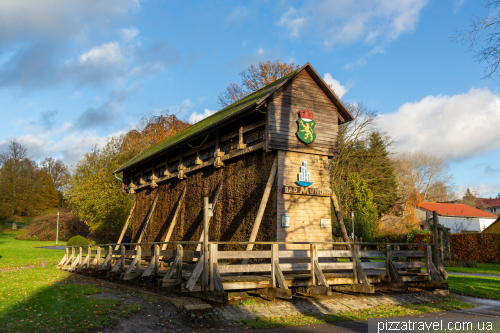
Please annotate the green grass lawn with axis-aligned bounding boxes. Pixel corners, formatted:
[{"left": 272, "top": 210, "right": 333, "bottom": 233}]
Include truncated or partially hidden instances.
[
  {"left": 244, "top": 298, "right": 473, "bottom": 329},
  {"left": 445, "top": 263, "right": 500, "bottom": 275},
  {"left": 0, "top": 266, "right": 123, "bottom": 332},
  {"left": 0, "top": 226, "right": 67, "bottom": 270},
  {"left": 447, "top": 275, "right": 500, "bottom": 300}
]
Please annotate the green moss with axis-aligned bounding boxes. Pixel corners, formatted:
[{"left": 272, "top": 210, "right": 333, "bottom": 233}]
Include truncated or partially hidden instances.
[{"left": 114, "top": 70, "right": 298, "bottom": 174}]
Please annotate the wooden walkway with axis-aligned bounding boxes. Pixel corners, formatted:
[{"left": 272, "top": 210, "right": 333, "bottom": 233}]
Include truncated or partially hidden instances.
[{"left": 56, "top": 241, "right": 448, "bottom": 302}]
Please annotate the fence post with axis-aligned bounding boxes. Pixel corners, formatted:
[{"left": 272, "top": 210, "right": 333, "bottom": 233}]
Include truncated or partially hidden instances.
[
  {"left": 108, "top": 246, "right": 113, "bottom": 270},
  {"left": 426, "top": 245, "right": 432, "bottom": 281},
  {"left": 352, "top": 244, "right": 359, "bottom": 283},
  {"left": 385, "top": 245, "right": 391, "bottom": 283},
  {"left": 87, "top": 246, "right": 91, "bottom": 267},
  {"left": 203, "top": 197, "right": 209, "bottom": 291},
  {"left": 432, "top": 210, "right": 439, "bottom": 266},
  {"left": 271, "top": 244, "right": 278, "bottom": 288},
  {"left": 121, "top": 245, "right": 126, "bottom": 272},
  {"left": 154, "top": 244, "right": 160, "bottom": 276},
  {"left": 210, "top": 244, "right": 217, "bottom": 291},
  {"left": 310, "top": 244, "right": 317, "bottom": 285},
  {"left": 96, "top": 246, "right": 101, "bottom": 269}
]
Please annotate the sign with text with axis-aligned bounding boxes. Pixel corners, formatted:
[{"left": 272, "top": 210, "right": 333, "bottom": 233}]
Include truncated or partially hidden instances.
[{"left": 283, "top": 185, "right": 332, "bottom": 197}]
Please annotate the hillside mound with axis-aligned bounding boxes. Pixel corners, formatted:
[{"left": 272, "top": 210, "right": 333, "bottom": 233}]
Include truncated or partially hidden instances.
[{"left": 17, "top": 208, "right": 89, "bottom": 241}]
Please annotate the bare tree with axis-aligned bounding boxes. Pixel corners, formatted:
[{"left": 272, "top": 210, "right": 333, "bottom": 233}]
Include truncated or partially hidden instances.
[
  {"left": 453, "top": 1, "right": 500, "bottom": 78},
  {"left": 392, "top": 151, "right": 454, "bottom": 203},
  {"left": 40, "top": 157, "right": 69, "bottom": 191},
  {"left": 218, "top": 60, "right": 300, "bottom": 107}
]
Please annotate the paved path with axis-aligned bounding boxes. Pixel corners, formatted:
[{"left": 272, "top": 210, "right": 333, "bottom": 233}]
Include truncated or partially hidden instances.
[
  {"left": 208, "top": 295, "right": 500, "bottom": 333},
  {"left": 37, "top": 245, "right": 66, "bottom": 250},
  {"left": 448, "top": 272, "right": 500, "bottom": 278}
]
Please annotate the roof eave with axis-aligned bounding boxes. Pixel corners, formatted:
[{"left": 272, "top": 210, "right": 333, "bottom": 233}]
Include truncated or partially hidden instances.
[{"left": 113, "top": 100, "right": 259, "bottom": 174}]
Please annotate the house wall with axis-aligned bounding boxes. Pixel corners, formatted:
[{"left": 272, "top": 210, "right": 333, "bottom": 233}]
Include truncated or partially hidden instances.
[
  {"left": 267, "top": 69, "right": 339, "bottom": 157},
  {"left": 276, "top": 150, "right": 333, "bottom": 249},
  {"left": 439, "top": 216, "right": 496, "bottom": 233}
]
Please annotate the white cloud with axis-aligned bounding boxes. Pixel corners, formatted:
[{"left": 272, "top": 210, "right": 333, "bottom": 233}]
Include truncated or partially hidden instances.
[
  {"left": 79, "top": 41, "right": 125, "bottom": 65},
  {"left": 0, "top": 0, "right": 140, "bottom": 41},
  {"left": 322, "top": 73, "right": 348, "bottom": 98},
  {"left": 345, "top": 45, "right": 385, "bottom": 69},
  {"left": 378, "top": 87, "right": 500, "bottom": 160},
  {"left": 188, "top": 109, "right": 216, "bottom": 124},
  {"left": 277, "top": 0, "right": 428, "bottom": 46},
  {"left": 476, "top": 183, "right": 500, "bottom": 198},
  {"left": 119, "top": 26, "right": 140, "bottom": 41},
  {"left": 277, "top": 7, "right": 306, "bottom": 38}
]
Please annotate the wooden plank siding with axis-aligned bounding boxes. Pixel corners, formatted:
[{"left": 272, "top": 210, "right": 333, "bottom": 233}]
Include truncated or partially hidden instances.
[
  {"left": 267, "top": 70, "right": 339, "bottom": 156},
  {"left": 276, "top": 150, "right": 333, "bottom": 250}
]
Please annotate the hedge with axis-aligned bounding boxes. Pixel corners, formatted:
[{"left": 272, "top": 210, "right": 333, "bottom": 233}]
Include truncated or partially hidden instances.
[{"left": 449, "top": 233, "right": 500, "bottom": 263}]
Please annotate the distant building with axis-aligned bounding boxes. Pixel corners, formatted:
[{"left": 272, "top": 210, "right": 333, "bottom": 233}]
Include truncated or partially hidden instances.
[
  {"left": 417, "top": 202, "right": 497, "bottom": 233},
  {"left": 482, "top": 215, "right": 500, "bottom": 234},
  {"left": 479, "top": 197, "right": 500, "bottom": 216}
]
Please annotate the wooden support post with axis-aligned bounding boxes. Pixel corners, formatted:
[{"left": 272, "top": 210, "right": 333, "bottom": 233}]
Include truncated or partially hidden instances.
[
  {"left": 209, "top": 244, "right": 217, "bottom": 291},
  {"left": 385, "top": 245, "right": 391, "bottom": 282},
  {"left": 203, "top": 197, "right": 209, "bottom": 291},
  {"left": 178, "top": 148, "right": 186, "bottom": 179},
  {"left": 164, "top": 153, "right": 170, "bottom": 176},
  {"left": 330, "top": 191, "right": 352, "bottom": 253},
  {"left": 176, "top": 244, "right": 183, "bottom": 282},
  {"left": 310, "top": 244, "right": 317, "bottom": 285},
  {"left": 185, "top": 254, "right": 204, "bottom": 291},
  {"left": 195, "top": 147, "right": 202, "bottom": 165},
  {"left": 352, "top": 244, "right": 359, "bottom": 283},
  {"left": 107, "top": 246, "right": 113, "bottom": 270},
  {"left": 196, "top": 180, "right": 223, "bottom": 253},
  {"left": 432, "top": 210, "right": 439, "bottom": 265},
  {"left": 271, "top": 244, "right": 278, "bottom": 288},
  {"left": 238, "top": 118, "right": 247, "bottom": 150},
  {"left": 243, "top": 156, "right": 277, "bottom": 264},
  {"left": 151, "top": 159, "right": 158, "bottom": 188},
  {"left": 135, "top": 191, "right": 160, "bottom": 246},
  {"left": 154, "top": 244, "right": 160, "bottom": 276},
  {"left": 426, "top": 245, "right": 433, "bottom": 281},
  {"left": 96, "top": 246, "right": 101, "bottom": 270},
  {"left": 86, "top": 246, "right": 92, "bottom": 268},
  {"left": 161, "top": 185, "right": 187, "bottom": 249},
  {"left": 314, "top": 260, "right": 329, "bottom": 287},
  {"left": 274, "top": 261, "right": 288, "bottom": 290},
  {"left": 121, "top": 245, "right": 126, "bottom": 273},
  {"left": 213, "top": 263, "right": 224, "bottom": 292},
  {"left": 214, "top": 130, "right": 224, "bottom": 168}
]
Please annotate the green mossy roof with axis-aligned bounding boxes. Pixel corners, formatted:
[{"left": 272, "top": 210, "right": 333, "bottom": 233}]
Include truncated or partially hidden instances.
[{"left": 114, "top": 70, "right": 299, "bottom": 174}]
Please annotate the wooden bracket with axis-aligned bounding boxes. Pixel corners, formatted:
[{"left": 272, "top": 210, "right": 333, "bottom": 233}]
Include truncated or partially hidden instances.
[
  {"left": 274, "top": 260, "right": 288, "bottom": 290},
  {"left": 185, "top": 254, "right": 204, "bottom": 291}
]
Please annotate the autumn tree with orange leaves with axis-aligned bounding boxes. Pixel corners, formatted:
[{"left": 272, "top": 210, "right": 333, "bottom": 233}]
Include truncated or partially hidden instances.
[
  {"left": 66, "top": 111, "right": 190, "bottom": 242},
  {"left": 218, "top": 60, "right": 300, "bottom": 107}
]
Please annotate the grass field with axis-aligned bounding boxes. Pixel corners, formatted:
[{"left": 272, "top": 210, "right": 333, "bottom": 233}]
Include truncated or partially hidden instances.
[
  {"left": 447, "top": 275, "right": 500, "bottom": 300},
  {"left": 0, "top": 267, "right": 123, "bottom": 332},
  {"left": 0, "top": 226, "right": 67, "bottom": 270},
  {"left": 445, "top": 263, "right": 500, "bottom": 275}
]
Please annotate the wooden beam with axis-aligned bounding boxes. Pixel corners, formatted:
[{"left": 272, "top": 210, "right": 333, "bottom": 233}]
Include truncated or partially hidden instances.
[
  {"left": 161, "top": 185, "right": 187, "bottom": 249},
  {"left": 254, "top": 288, "right": 292, "bottom": 300},
  {"left": 214, "top": 130, "right": 224, "bottom": 168},
  {"left": 196, "top": 180, "right": 223, "bottom": 253},
  {"left": 331, "top": 284, "right": 375, "bottom": 293},
  {"left": 243, "top": 155, "right": 278, "bottom": 263},
  {"left": 209, "top": 244, "right": 217, "bottom": 291},
  {"left": 185, "top": 254, "right": 204, "bottom": 291},
  {"left": 142, "top": 244, "right": 158, "bottom": 278},
  {"left": 310, "top": 244, "right": 316, "bottom": 285},
  {"left": 274, "top": 261, "right": 288, "bottom": 290},
  {"left": 386, "top": 245, "right": 392, "bottom": 283},
  {"left": 115, "top": 201, "right": 136, "bottom": 251},
  {"left": 314, "top": 260, "right": 329, "bottom": 287},
  {"left": 271, "top": 244, "right": 278, "bottom": 288},
  {"left": 238, "top": 118, "right": 247, "bottom": 150},
  {"left": 203, "top": 197, "right": 209, "bottom": 291},
  {"left": 213, "top": 263, "right": 224, "bottom": 292},
  {"left": 186, "top": 291, "right": 228, "bottom": 303},
  {"left": 330, "top": 191, "right": 352, "bottom": 252},
  {"left": 124, "top": 246, "right": 141, "bottom": 275}
]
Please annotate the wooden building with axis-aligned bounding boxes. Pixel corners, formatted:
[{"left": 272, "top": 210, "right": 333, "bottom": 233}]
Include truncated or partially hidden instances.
[
  {"left": 114, "top": 63, "right": 354, "bottom": 250},
  {"left": 58, "top": 63, "right": 449, "bottom": 299}
]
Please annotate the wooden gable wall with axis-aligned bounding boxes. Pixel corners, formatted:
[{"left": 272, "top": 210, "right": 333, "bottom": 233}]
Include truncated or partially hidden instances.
[{"left": 267, "top": 69, "right": 339, "bottom": 156}]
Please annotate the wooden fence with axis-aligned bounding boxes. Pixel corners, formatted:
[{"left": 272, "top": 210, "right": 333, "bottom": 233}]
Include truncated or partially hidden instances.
[{"left": 56, "top": 240, "right": 447, "bottom": 302}]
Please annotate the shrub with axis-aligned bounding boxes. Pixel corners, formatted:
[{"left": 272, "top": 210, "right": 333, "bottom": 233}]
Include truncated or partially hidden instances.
[
  {"left": 407, "top": 229, "right": 431, "bottom": 243},
  {"left": 15, "top": 209, "right": 89, "bottom": 241},
  {"left": 67, "top": 235, "right": 90, "bottom": 246},
  {"left": 449, "top": 233, "right": 500, "bottom": 263}
]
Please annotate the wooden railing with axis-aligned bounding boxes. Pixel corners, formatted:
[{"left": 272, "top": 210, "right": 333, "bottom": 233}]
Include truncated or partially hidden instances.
[{"left": 57, "top": 240, "right": 447, "bottom": 300}]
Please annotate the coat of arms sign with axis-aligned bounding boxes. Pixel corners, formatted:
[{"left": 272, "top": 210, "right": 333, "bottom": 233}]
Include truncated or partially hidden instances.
[{"left": 296, "top": 110, "right": 316, "bottom": 144}]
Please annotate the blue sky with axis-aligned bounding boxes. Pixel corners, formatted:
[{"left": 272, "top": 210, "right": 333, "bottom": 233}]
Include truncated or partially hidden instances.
[{"left": 0, "top": 0, "right": 499, "bottom": 198}]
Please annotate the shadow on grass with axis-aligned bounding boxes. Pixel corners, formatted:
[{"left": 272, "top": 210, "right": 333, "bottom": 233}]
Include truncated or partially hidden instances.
[
  {"left": 242, "top": 298, "right": 474, "bottom": 329},
  {"left": 0, "top": 267, "right": 124, "bottom": 333}
]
